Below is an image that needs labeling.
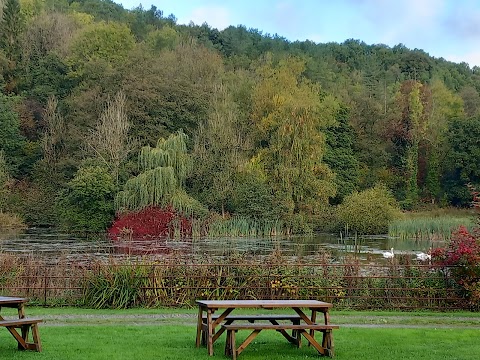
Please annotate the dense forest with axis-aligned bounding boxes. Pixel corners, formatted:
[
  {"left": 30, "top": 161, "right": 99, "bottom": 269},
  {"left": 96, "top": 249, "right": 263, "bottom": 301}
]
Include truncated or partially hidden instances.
[{"left": 1, "top": 0, "right": 480, "bottom": 235}]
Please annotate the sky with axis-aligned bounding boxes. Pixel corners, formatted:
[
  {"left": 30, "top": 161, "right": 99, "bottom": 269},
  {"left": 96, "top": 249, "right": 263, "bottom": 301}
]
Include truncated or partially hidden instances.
[{"left": 116, "top": 0, "right": 480, "bottom": 68}]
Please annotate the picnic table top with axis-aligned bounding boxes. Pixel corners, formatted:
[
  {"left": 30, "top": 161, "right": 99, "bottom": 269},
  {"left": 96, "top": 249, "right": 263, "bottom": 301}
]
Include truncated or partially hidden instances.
[
  {"left": 196, "top": 299, "right": 333, "bottom": 309},
  {"left": 0, "top": 296, "right": 28, "bottom": 305}
]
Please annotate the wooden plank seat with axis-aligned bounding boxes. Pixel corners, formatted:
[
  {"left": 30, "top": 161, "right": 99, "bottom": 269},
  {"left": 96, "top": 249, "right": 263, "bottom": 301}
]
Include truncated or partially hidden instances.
[
  {"left": 222, "top": 323, "right": 339, "bottom": 359},
  {"left": 0, "top": 318, "right": 43, "bottom": 352},
  {"left": 203, "top": 314, "right": 302, "bottom": 322},
  {"left": 200, "top": 314, "right": 302, "bottom": 345}
]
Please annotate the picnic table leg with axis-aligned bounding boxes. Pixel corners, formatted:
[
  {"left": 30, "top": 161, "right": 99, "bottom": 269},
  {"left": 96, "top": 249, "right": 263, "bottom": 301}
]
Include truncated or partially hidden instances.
[
  {"left": 207, "top": 309, "right": 214, "bottom": 356},
  {"left": 195, "top": 306, "right": 203, "bottom": 347},
  {"left": 224, "top": 329, "right": 236, "bottom": 359},
  {"left": 18, "top": 303, "right": 26, "bottom": 350},
  {"left": 322, "top": 311, "right": 331, "bottom": 353},
  {"left": 31, "top": 323, "right": 42, "bottom": 352},
  {"left": 321, "top": 329, "right": 334, "bottom": 357},
  {"left": 308, "top": 309, "right": 317, "bottom": 346}
]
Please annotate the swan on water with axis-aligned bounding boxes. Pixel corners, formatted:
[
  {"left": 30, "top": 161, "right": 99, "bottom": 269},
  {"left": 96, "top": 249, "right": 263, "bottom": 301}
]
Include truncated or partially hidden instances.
[
  {"left": 416, "top": 252, "right": 431, "bottom": 261},
  {"left": 383, "top": 248, "right": 394, "bottom": 259}
]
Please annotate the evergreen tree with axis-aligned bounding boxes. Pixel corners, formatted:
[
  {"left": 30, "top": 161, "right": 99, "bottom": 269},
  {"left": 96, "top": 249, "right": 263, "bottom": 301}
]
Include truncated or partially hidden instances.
[{"left": 0, "top": 0, "right": 24, "bottom": 93}]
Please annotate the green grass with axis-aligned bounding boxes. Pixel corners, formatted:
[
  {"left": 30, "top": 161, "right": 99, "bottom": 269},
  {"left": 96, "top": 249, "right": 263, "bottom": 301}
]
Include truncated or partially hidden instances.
[
  {"left": 0, "top": 308, "right": 479, "bottom": 359},
  {"left": 1, "top": 325, "right": 479, "bottom": 359}
]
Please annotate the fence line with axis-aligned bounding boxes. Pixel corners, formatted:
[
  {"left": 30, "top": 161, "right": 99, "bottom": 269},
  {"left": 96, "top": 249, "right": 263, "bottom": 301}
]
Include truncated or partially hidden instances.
[{"left": 0, "top": 254, "right": 468, "bottom": 309}]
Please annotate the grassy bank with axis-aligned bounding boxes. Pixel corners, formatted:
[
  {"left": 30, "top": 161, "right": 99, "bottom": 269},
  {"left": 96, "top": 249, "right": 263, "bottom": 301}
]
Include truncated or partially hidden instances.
[{"left": 0, "top": 308, "right": 479, "bottom": 359}]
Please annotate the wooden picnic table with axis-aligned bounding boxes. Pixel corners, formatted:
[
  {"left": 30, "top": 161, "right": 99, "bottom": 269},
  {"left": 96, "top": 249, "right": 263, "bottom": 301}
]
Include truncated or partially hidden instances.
[
  {"left": 195, "top": 299, "right": 338, "bottom": 358},
  {"left": 0, "top": 296, "right": 42, "bottom": 351},
  {"left": 0, "top": 296, "right": 28, "bottom": 319}
]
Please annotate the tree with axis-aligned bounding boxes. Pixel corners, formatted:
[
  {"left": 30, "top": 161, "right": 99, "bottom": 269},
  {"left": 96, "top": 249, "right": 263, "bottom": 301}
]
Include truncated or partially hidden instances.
[
  {"left": 423, "top": 79, "right": 464, "bottom": 203},
  {"left": 387, "top": 80, "right": 431, "bottom": 207},
  {"left": 324, "top": 105, "right": 359, "bottom": 204},
  {"left": 191, "top": 83, "right": 246, "bottom": 215},
  {"left": 0, "top": 93, "right": 25, "bottom": 175},
  {"left": 42, "top": 95, "right": 65, "bottom": 167},
  {"left": 459, "top": 86, "right": 480, "bottom": 118},
  {"left": 119, "top": 39, "right": 223, "bottom": 143},
  {"left": 251, "top": 56, "right": 338, "bottom": 225},
  {"left": 443, "top": 116, "right": 480, "bottom": 206},
  {"left": 115, "top": 131, "right": 206, "bottom": 217},
  {"left": 56, "top": 165, "right": 116, "bottom": 232},
  {"left": 0, "top": 150, "right": 10, "bottom": 211},
  {"left": 67, "top": 20, "right": 135, "bottom": 76},
  {"left": 87, "top": 91, "right": 132, "bottom": 184},
  {"left": 0, "top": 0, "right": 24, "bottom": 93}
]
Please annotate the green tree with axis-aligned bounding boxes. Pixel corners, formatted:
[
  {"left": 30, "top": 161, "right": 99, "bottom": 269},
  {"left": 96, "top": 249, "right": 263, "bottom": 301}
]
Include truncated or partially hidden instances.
[
  {"left": 0, "top": 0, "right": 24, "bottom": 93},
  {"left": 423, "top": 79, "right": 464, "bottom": 203},
  {"left": 443, "top": 116, "right": 480, "bottom": 206},
  {"left": 119, "top": 40, "right": 223, "bottom": 143},
  {"left": 191, "top": 83, "right": 246, "bottom": 215},
  {"left": 67, "top": 20, "right": 135, "bottom": 76},
  {"left": 0, "top": 150, "right": 10, "bottom": 211},
  {"left": 252, "top": 56, "right": 338, "bottom": 225},
  {"left": 324, "top": 105, "right": 359, "bottom": 204},
  {"left": 56, "top": 165, "right": 115, "bottom": 232},
  {"left": 0, "top": 93, "right": 25, "bottom": 175},
  {"left": 387, "top": 80, "right": 430, "bottom": 207}
]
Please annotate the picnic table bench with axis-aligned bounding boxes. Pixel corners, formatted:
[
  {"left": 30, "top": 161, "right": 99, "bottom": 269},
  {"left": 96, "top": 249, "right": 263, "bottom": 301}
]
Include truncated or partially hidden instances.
[
  {"left": 223, "top": 323, "right": 339, "bottom": 359},
  {"left": 0, "top": 296, "right": 43, "bottom": 352},
  {"left": 200, "top": 314, "right": 302, "bottom": 345},
  {"left": 196, "top": 300, "right": 338, "bottom": 358}
]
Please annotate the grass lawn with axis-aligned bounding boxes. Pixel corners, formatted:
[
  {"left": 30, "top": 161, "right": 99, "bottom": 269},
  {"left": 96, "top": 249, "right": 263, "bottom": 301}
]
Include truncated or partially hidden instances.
[{"left": 0, "top": 308, "right": 479, "bottom": 359}]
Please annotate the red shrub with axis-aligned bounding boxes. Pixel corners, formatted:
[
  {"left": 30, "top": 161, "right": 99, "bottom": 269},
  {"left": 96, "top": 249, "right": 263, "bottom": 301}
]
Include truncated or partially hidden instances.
[{"left": 108, "top": 206, "right": 192, "bottom": 240}]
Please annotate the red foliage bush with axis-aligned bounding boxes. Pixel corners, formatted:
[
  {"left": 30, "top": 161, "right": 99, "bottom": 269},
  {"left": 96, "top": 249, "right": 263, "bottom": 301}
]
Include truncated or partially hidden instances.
[
  {"left": 432, "top": 226, "right": 480, "bottom": 266},
  {"left": 432, "top": 225, "right": 480, "bottom": 307},
  {"left": 108, "top": 206, "right": 191, "bottom": 240}
]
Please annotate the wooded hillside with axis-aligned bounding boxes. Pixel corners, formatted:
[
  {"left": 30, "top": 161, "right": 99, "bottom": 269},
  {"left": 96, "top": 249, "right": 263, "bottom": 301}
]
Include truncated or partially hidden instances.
[{"left": 1, "top": 0, "right": 479, "bottom": 234}]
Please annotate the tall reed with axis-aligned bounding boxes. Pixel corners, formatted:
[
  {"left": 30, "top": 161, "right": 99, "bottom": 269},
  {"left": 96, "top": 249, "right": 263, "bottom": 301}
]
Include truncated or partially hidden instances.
[
  {"left": 388, "top": 216, "right": 474, "bottom": 241},
  {"left": 206, "top": 216, "right": 283, "bottom": 237}
]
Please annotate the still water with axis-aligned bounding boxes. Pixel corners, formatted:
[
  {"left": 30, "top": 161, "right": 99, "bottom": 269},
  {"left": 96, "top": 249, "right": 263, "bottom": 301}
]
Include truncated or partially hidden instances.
[{"left": 0, "top": 228, "right": 438, "bottom": 263}]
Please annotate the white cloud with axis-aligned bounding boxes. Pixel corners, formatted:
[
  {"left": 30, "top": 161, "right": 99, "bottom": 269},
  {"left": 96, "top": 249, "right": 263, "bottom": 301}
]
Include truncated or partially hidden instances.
[
  {"left": 177, "top": 6, "right": 231, "bottom": 30},
  {"left": 445, "top": 50, "right": 480, "bottom": 68},
  {"left": 304, "top": 34, "right": 324, "bottom": 43}
]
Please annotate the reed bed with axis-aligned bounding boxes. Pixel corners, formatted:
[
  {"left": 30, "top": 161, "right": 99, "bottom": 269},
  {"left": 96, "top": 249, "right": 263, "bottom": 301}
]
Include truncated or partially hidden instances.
[
  {"left": 388, "top": 216, "right": 475, "bottom": 241},
  {"left": 0, "top": 212, "right": 26, "bottom": 230},
  {"left": 206, "top": 216, "right": 283, "bottom": 237}
]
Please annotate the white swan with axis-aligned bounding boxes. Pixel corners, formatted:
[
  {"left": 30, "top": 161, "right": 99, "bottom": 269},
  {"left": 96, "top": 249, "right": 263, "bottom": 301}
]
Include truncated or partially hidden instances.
[
  {"left": 416, "top": 252, "right": 431, "bottom": 261},
  {"left": 383, "top": 248, "right": 394, "bottom": 259}
]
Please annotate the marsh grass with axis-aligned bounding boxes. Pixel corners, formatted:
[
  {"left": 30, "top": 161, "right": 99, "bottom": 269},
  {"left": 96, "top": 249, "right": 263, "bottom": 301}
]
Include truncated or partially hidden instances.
[
  {"left": 0, "top": 212, "right": 26, "bottom": 230},
  {"left": 388, "top": 215, "right": 475, "bottom": 241},
  {"left": 207, "top": 216, "right": 283, "bottom": 237}
]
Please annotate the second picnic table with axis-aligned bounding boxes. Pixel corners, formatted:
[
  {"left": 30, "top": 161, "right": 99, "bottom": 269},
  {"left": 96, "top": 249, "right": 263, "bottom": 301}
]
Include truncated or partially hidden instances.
[
  {"left": 0, "top": 296, "right": 42, "bottom": 352},
  {"left": 195, "top": 299, "right": 338, "bottom": 358}
]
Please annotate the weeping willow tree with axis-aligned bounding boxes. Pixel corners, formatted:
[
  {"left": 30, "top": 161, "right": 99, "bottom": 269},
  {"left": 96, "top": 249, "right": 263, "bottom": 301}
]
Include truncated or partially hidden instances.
[{"left": 115, "top": 131, "right": 207, "bottom": 216}]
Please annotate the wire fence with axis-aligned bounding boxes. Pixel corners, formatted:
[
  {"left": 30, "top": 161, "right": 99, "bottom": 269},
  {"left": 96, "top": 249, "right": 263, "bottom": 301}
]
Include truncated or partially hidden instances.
[{"left": 0, "top": 253, "right": 468, "bottom": 310}]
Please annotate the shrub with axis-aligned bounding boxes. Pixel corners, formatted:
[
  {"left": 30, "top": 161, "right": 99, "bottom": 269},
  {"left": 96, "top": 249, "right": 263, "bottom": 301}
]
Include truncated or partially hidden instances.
[
  {"left": 335, "top": 184, "right": 401, "bottom": 234},
  {"left": 108, "top": 206, "right": 192, "bottom": 240},
  {"left": 431, "top": 225, "right": 480, "bottom": 308}
]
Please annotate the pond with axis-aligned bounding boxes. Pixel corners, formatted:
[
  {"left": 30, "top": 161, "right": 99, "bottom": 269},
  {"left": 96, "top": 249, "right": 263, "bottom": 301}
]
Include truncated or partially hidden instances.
[{"left": 0, "top": 228, "right": 440, "bottom": 263}]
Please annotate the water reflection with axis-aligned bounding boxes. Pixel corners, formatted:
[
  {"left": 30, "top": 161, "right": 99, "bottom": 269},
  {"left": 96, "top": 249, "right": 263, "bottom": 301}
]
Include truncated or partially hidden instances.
[{"left": 0, "top": 228, "right": 442, "bottom": 262}]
